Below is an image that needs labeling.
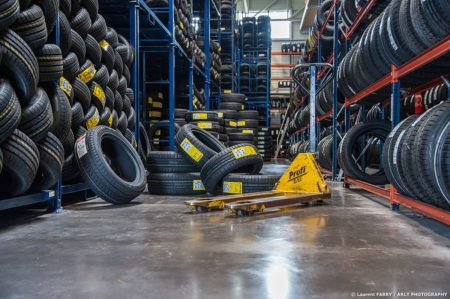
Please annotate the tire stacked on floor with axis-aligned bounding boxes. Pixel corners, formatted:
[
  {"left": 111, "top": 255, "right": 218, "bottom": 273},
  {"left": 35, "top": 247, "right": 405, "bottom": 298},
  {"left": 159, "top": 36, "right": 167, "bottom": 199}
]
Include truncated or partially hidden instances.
[
  {"left": 383, "top": 101, "right": 450, "bottom": 211},
  {"left": 148, "top": 124, "right": 278, "bottom": 196},
  {"left": 256, "top": 128, "right": 273, "bottom": 161},
  {"left": 184, "top": 111, "right": 227, "bottom": 144},
  {"left": 216, "top": 109, "right": 238, "bottom": 146},
  {"left": 146, "top": 151, "right": 206, "bottom": 195},
  {"left": 0, "top": 0, "right": 146, "bottom": 203}
]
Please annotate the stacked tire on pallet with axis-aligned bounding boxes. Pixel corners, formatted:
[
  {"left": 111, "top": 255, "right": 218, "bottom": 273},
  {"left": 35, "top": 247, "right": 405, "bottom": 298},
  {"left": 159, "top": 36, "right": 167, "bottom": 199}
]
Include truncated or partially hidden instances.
[
  {"left": 0, "top": 0, "right": 147, "bottom": 204},
  {"left": 147, "top": 124, "right": 279, "bottom": 196},
  {"left": 184, "top": 111, "right": 227, "bottom": 145}
]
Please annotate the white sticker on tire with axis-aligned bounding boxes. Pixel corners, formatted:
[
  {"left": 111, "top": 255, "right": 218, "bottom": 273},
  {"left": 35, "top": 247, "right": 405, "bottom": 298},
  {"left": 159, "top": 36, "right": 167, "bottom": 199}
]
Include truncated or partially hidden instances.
[{"left": 76, "top": 135, "right": 88, "bottom": 158}]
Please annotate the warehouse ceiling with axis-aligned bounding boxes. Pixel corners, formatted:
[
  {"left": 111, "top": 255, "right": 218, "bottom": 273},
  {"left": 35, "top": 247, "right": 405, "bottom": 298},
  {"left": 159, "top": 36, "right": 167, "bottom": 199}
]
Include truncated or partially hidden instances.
[{"left": 235, "top": 0, "right": 318, "bottom": 33}]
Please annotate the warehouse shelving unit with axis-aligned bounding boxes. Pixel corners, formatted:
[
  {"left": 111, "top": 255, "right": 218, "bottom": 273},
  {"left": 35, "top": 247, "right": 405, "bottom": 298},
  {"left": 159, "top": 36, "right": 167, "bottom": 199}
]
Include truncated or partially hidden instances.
[
  {"left": 218, "top": 0, "right": 237, "bottom": 96},
  {"left": 237, "top": 48, "right": 271, "bottom": 126},
  {"left": 343, "top": 36, "right": 450, "bottom": 226},
  {"left": 283, "top": 0, "right": 450, "bottom": 225},
  {"left": 286, "top": 0, "right": 340, "bottom": 167},
  {"left": 136, "top": 0, "right": 220, "bottom": 150}
]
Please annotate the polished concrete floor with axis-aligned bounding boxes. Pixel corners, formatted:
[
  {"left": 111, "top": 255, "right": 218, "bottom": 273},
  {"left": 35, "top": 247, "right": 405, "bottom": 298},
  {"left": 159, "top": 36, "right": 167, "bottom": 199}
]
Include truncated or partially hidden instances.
[{"left": 0, "top": 183, "right": 449, "bottom": 299}]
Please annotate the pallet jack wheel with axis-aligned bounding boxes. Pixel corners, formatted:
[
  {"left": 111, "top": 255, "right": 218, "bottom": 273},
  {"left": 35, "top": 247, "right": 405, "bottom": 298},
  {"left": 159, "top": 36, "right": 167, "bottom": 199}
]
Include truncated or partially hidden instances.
[{"left": 195, "top": 206, "right": 208, "bottom": 213}]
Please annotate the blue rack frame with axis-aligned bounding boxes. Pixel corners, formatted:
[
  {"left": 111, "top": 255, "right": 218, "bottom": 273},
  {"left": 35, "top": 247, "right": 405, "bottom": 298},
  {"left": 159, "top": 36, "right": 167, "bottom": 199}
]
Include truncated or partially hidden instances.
[
  {"left": 218, "top": 0, "right": 237, "bottom": 95},
  {"left": 138, "top": 0, "right": 220, "bottom": 148},
  {"left": 237, "top": 48, "right": 271, "bottom": 127}
]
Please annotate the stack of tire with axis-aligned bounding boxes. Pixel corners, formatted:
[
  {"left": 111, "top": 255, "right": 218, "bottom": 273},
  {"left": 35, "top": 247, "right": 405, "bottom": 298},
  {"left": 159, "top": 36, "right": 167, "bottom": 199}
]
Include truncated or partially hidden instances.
[
  {"left": 61, "top": 1, "right": 139, "bottom": 181},
  {"left": 338, "top": 0, "right": 450, "bottom": 105},
  {"left": 289, "top": 140, "right": 311, "bottom": 159},
  {"left": 227, "top": 110, "right": 259, "bottom": 146},
  {"left": 338, "top": 121, "right": 391, "bottom": 185},
  {"left": 240, "top": 63, "right": 252, "bottom": 93},
  {"left": 210, "top": 41, "right": 222, "bottom": 86},
  {"left": 148, "top": 124, "right": 279, "bottom": 196},
  {"left": 184, "top": 111, "right": 227, "bottom": 145},
  {"left": 148, "top": 0, "right": 195, "bottom": 55},
  {"left": 317, "top": 134, "right": 339, "bottom": 170},
  {"left": 220, "top": 64, "right": 234, "bottom": 90},
  {"left": 242, "top": 17, "right": 255, "bottom": 50},
  {"left": 0, "top": 0, "right": 146, "bottom": 203},
  {"left": 256, "top": 61, "right": 268, "bottom": 94},
  {"left": 256, "top": 16, "right": 271, "bottom": 49},
  {"left": 148, "top": 91, "right": 164, "bottom": 122},
  {"left": 383, "top": 101, "right": 450, "bottom": 210},
  {"left": 256, "top": 128, "right": 273, "bottom": 161},
  {"left": 281, "top": 42, "right": 304, "bottom": 53},
  {"left": 146, "top": 150, "right": 205, "bottom": 196}
]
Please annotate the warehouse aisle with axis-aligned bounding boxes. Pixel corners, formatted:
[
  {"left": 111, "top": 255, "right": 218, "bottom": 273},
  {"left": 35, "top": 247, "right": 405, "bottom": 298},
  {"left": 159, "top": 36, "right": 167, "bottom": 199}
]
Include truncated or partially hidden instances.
[{"left": 0, "top": 184, "right": 449, "bottom": 299}]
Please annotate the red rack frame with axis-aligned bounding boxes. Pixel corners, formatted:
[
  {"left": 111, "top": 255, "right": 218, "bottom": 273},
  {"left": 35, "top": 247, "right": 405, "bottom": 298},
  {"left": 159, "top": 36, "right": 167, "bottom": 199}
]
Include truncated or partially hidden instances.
[
  {"left": 344, "top": 178, "right": 450, "bottom": 226},
  {"left": 345, "top": 37, "right": 450, "bottom": 107}
]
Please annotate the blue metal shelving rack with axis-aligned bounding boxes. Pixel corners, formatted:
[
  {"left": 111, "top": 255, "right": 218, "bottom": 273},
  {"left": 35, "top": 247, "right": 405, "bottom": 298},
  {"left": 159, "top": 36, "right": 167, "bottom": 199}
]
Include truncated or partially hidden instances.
[
  {"left": 237, "top": 48, "right": 271, "bottom": 127},
  {"left": 218, "top": 0, "right": 237, "bottom": 96},
  {"left": 237, "top": 16, "right": 272, "bottom": 127},
  {"left": 138, "top": 0, "right": 219, "bottom": 148}
]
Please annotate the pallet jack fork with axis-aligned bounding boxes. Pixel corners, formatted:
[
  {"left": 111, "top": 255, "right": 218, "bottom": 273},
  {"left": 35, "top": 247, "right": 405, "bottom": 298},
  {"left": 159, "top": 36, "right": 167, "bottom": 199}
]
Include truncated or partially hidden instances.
[{"left": 185, "top": 153, "right": 331, "bottom": 216}]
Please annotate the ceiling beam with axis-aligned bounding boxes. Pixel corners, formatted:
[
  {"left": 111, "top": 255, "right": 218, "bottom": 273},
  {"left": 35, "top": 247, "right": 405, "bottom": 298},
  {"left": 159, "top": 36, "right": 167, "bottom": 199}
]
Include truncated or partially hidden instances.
[
  {"left": 254, "top": 0, "right": 281, "bottom": 17},
  {"left": 243, "top": 0, "right": 249, "bottom": 13}
]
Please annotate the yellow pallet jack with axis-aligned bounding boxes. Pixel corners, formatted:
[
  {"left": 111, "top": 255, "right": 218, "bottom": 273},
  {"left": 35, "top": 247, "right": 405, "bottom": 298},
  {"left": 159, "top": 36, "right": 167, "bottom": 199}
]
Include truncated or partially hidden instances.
[{"left": 185, "top": 153, "right": 331, "bottom": 216}]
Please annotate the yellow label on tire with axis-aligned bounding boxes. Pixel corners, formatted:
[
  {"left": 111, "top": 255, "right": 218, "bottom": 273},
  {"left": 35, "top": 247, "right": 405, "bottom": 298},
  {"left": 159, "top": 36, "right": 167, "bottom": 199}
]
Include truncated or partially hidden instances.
[
  {"left": 59, "top": 77, "right": 72, "bottom": 97},
  {"left": 193, "top": 113, "right": 208, "bottom": 120},
  {"left": 78, "top": 64, "right": 96, "bottom": 83},
  {"left": 99, "top": 40, "right": 110, "bottom": 50},
  {"left": 107, "top": 114, "right": 113, "bottom": 127},
  {"left": 217, "top": 112, "right": 224, "bottom": 118},
  {"left": 197, "top": 122, "right": 213, "bottom": 129},
  {"left": 228, "top": 120, "right": 237, "bottom": 127},
  {"left": 150, "top": 111, "right": 162, "bottom": 118},
  {"left": 86, "top": 108, "right": 100, "bottom": 129},
  {"left": 193, "top": 180, "right": 205, "bottom": 191},
  {"left": 237, "top": 120, "right": 246, "bottom": 127},
  {"left": 223, "top": 181, "right": 243, "bottom": 194},
  {"left": 180, "top": 22, "right": 184, "bottom": 30},
  {"left": 241, "top": 105, "right": 245, "bottom": 110},
  {"left": 180, "top": 138, "right": 204, "bottom": 162},
  {"left": 242, "top": 129, "right": 254, "bottom": 134},
  {"left": 147, "top": 97, "right": 153, "bottom": 104},
  {"left": 232, "top": 146, "right": 257, "bottom": 159},
  {"left": 224, "top": 90, "right": 231, "bottom": 94},
  {"left": 155, "top": 129, "right": 161, "bottom": 136},
  {"left": 154, "top": 138, "right": 160, "bottom": 145},
  {"left": 153, "top": 101, "right": 162, "bottom": 108},
  {"left": 93, "top": 85, "right": 106, "bottom": 108},
  {"left": 193, "top": 96, "right": 198, "bottom": 105}
]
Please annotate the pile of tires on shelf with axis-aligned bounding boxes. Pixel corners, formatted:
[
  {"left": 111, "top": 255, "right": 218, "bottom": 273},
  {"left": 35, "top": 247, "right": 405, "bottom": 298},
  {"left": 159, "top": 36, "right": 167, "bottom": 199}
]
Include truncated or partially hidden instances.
[
  {"left": 402, "top": 83, "right": 448, "bottom": 118},
  {"left": 0, "top": 0, "right": 147, "bottom": 204},
  {"left": 281, "top": 42, "right": 304, "bottom": 53},
  {"left": 383, "top": 100, "right": 450, "bottom": 210},
  {"left": 146, "top": 124, "right": 279, "bottom": 196},
  {"left": 219, "top": 0, "right": 236, "bottom": 91},
  {"left": 338, "top": 0, "right": 450, "bottom": 105},
  {"left": 336, "top": 96, "right": 450, "bottom": 211},
  {"left": 210, "top": 41, "right": 222, "bottom": 86},
  {"left": 306, "top": 0, "right": 390, "bottom": 60}
]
